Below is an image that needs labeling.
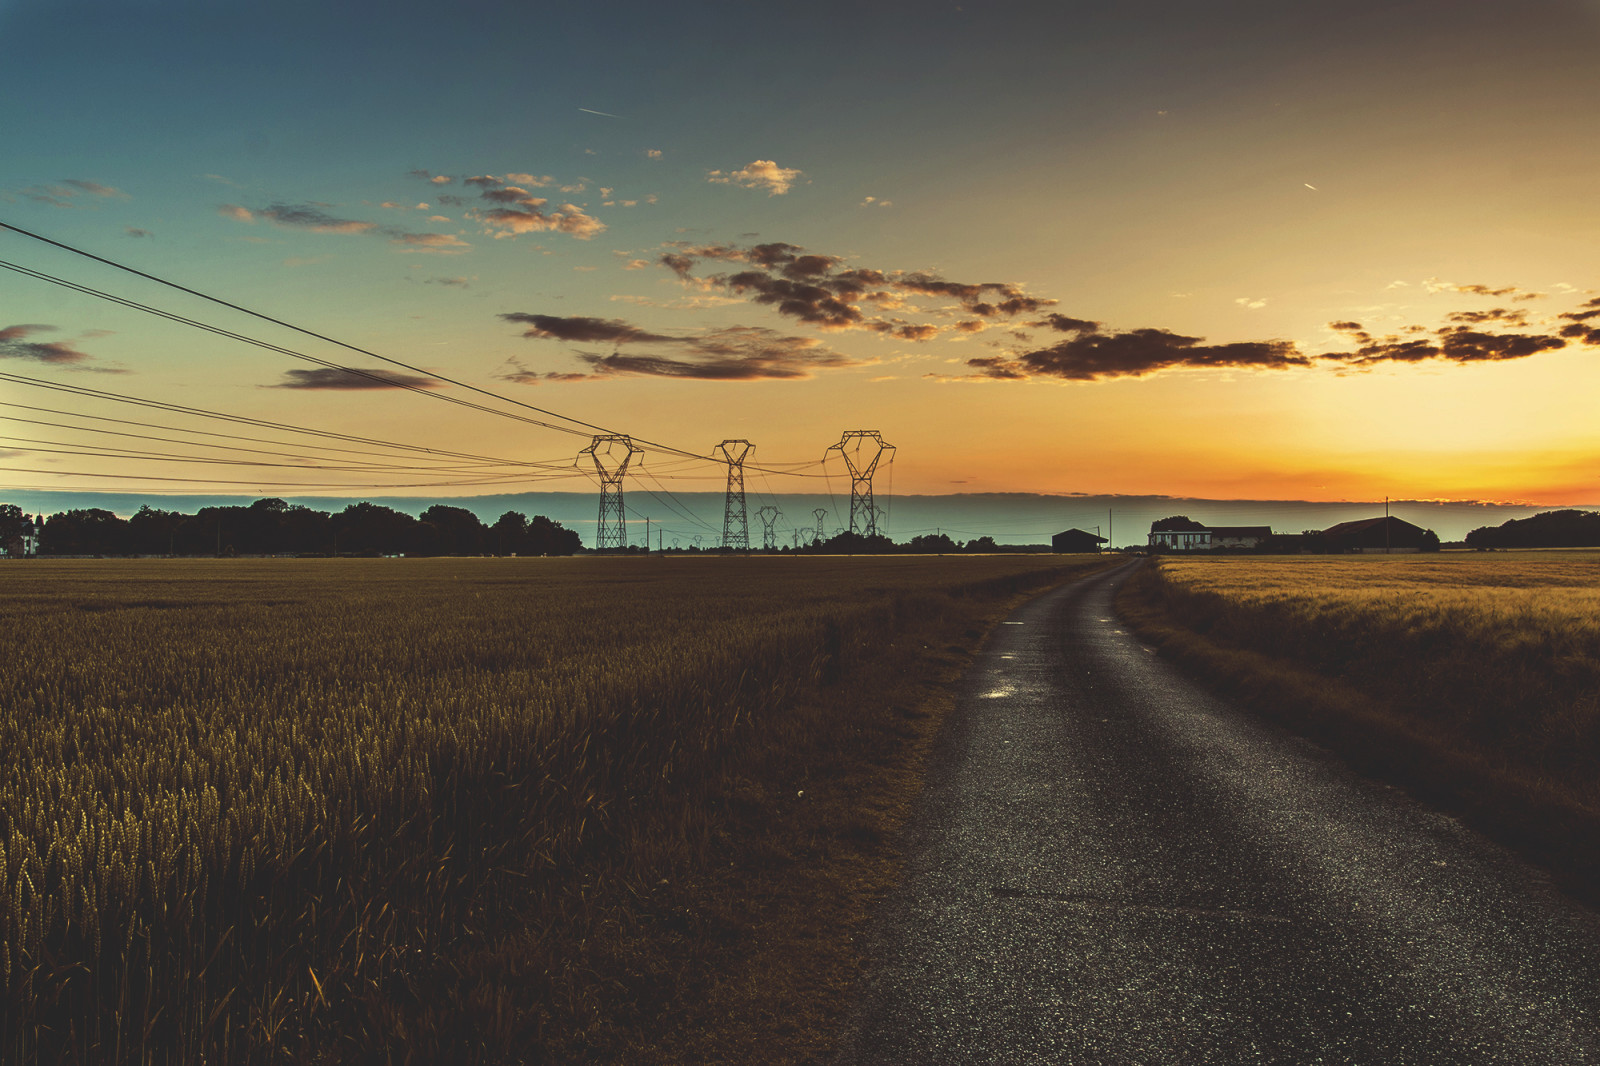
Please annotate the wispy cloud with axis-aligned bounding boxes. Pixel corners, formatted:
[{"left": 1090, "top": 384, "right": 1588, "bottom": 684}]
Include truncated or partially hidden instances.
[
  {"left": 14, "top": 179, "right": 129, "bottom": 208},
  {"left": 0, "top": 324, "right": 97, "bottom": 365}
]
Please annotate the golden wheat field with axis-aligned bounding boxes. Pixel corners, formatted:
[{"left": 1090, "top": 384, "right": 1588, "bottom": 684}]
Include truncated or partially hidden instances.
[
  {"left": 0, "top": 554, "right": 1107, "bottom": 1063},
  {"left": 1136, "top": 551, "right": 1600, "bottom": 798}
]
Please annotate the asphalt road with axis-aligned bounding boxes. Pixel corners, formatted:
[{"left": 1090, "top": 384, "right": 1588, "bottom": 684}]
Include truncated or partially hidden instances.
[{"left": 834, "top": 562, "right": 1600, "bottom": 1065}]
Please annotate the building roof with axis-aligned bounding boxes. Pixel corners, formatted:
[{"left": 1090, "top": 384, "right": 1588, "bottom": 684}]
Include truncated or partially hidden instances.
[
  {"left": 1322, "top": 516, "right": 1425, "bottom": 538},
  {"left": 1054, "top": 528, "right": 1107, "bottom": 542},
  {"left": 1208, "top": 526, "right": 1272, "bottom": 538}
]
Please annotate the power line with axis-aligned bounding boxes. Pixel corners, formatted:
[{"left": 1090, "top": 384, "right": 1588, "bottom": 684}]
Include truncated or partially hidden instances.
[
  {"left": 0, "top": 220, "right": 840, "bottom": 493},
  {"left": 0, "top": 371, "right": 567, "bottom": 469}
]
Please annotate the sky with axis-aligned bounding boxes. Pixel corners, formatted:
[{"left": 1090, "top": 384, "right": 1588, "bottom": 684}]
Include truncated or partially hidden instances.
[{"left": 3, "top": 0, "right": 1599, "bottom": 515}]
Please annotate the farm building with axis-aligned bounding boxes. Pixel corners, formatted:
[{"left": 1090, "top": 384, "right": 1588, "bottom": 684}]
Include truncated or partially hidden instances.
[
  {"left": 1052, "top": 528, "right": 1108, "bottom": 553},
  {"left": 1208, "top": 525, "right": 1272, "bottom": 550},
  {"left": 1320, "top": 516, "right": 1433, "bottom": 553},
  {"left": 1148, "top": 516, "right": 1211, "bottom": 551},
  {"left": 1148, "top": 517, "right": 1274, "bottom": 552}
]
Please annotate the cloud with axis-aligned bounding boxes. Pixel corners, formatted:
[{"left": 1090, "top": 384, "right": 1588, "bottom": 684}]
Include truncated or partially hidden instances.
[
  {"left": 1324, "top": 329, "right": 1568, "bottom": 366},
  {"left": 707, "top": 159, "right": 803, "bottom": 196},
  {"left": 16, "top": 179, "right": 128, "bottom": 207},
  {"left": 968, "top": 329, "right": 1311, "bottom": 382},
  {"left": 270, "top": 367, "right": 446, "bottom": 390},
  {"left": 476, "top": 201, "right": 605, "bottom": 240},
  {"left": 1421, "top": 277, "right": 1544, "bottom": 301},
  {"left": 219, "top": 203, "right": 254, "bottom": 222},
  {"left": 657, "top": 241, "right": 1053, "bottom": 338},
  {"left": 499, "top": 313, "right": 862, "bottom": 380},
  {"left": 623, "top": 258, "right": 652, "bottom": 270},
  {"left": 646, "top": 149, "right": 663, "bottom": 159},
  {"left": 500, "top": 313, "right": 673, "bottom": 344},
  {"left": 408, "top": 170, "right": 453, "bottom": 185},
  {"left": 1444, "top": 307, "right": 1528, "bottom": 327},
  {"left": 62, "top": 179, "right": 127, "bottom": 199},
  {"left": 256, "top": 204, "right": 379, "bottom": 234},
  {"left": 1235, "top": 297, "right": 1267, "bottom": 310},
  {"left": 424, "top": 276, "right": 471, "bottom": 288},
  {"left": 861, "top": 196, "right": 893, "bottom": 207},
  {"left": 1560, "top": 296, "right": 1600, "bottom": 324},
  {"left": 0, "top": 324, "right": 98, "bottom": 366},
  {"left": 125, "top": 227, "right": 152, "bottom": 238},
  {"left": 390, "top": 231, "right": 470, "bottom": 252}
]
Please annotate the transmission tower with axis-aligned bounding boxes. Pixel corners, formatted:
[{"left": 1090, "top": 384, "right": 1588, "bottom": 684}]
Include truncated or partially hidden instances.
[
  {"left": 812, "top": 507, "right": 828, "bottom": 545},
  {"left": 757, "top": 505, "right": 781, "bottom": 551},
  {"left": 825, "top": 430, "right": 895, "bottom": 537},
  {"left": 714, "top": 439, "right": 753, "bottom": 549},
  {"left": 579, "top": 434, "right": 642, "bottom": 550}
]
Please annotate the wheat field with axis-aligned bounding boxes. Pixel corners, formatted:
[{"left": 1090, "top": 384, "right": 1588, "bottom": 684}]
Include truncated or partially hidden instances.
[
  {"left": 1132, "top": 551, "right": 1600, "bottom": 806},
  {"left": 0, "top": 554, "right": 1107, "bottom": 1062}
]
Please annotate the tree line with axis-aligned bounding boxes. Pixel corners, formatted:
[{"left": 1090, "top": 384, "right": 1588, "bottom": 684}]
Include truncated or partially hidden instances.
[
  {"left": 1464, "top": 510, "right": 1600, "bottom": 549},
  {"left": 0, "top": 499, "right": 582, "bottom": 557}
]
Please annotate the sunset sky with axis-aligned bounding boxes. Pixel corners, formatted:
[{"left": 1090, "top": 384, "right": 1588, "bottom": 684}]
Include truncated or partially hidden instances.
[{"left": 3, "top": 0, "right": 1599, "bottom": 509}]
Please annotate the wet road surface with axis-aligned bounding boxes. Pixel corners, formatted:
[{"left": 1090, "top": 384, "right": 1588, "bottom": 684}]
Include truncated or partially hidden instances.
[{"left": 834, "top": 562, "right": 1600, "bottom": 1064}]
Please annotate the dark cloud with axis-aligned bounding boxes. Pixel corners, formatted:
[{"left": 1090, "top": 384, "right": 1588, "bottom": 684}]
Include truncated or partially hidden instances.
[
  {"left": 1560, "top": 296, "right": 1600, "bottom": 324},
  {"left": 0, "top": 324, "right": 97, "bottom": 365},
  {"left": 125, "top": 227, "right": 153, "bottom": 239},
  {"left": 1444, "top": 307, "right": 1528, "bottom": 327},
  {"left": 1559, "top": 322, "right": 1600, "bottom": 345},
  {"left": 255, "top": 204, "right": 379, "bottom": 234},
  {"left": 1034, "top": 313, "right": 1102, "bottom": 333},
  {"left": 270, "top": 367, "right": 445, "bottom": 390},
  {"left": 658, "top": 241, "right": 1054, "bottom": 339},
  {"left": 500, "top": 313, "right": 674, "bottom": 344},
  {"left": 724, "top": 272, "right": 866, "bottom": 329},
  {"left": 1324, "top": 329, "right": 1567, "bottom": 366},
  {"left": 969, "top": 329, "right": 1310, "bottom": 382},
  {"left": 500, "top": 314, "right": 860, "bottom": 381}
]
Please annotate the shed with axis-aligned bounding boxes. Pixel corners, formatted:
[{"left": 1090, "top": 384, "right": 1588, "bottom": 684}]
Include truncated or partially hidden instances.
[
  {"left": 1208, "top": 525, "right": 1273, "bottom": 549},
  {"left": 1052, "top": 528, "right": 1108, "bottom": 553}
]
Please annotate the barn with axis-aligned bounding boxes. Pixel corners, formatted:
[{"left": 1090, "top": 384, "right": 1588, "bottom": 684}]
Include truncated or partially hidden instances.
[
  {"left": 1052, "top": 528, "right": 1108, "bottom": 553},
  {"left": 1320, "top": 516, "right": 1432, "bottom": 553}
]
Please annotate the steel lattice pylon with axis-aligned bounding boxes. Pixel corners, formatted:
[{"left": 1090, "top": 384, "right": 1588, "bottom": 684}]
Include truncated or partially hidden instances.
[
  {"left": 580, "top": 434, "right": 642, "bottom": 550},
  {"left": 825, "top": 430, "right": 895, "bottom": 537},
  {"left": 715, "top": 439, "right": 753, "bottom": 550},
  {"left": 757, "top": 505, "right": 781, "bottom": 551},
  {"left": 812, "top": 507, "right": 828, "bottom": 545}
]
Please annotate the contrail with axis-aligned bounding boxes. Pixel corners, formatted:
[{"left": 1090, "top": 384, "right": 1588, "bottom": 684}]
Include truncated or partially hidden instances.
[{"left": 579, "top": 107, "right": 621, "bottom": 118}]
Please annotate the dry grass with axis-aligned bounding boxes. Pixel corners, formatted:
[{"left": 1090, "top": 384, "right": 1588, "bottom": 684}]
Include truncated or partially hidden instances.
[
  {"left": 0, "top": 554, "right": 1116, "bottom": 1063},
  {"left": 1119, "top": 551, "right": 1600, "bottom": 900}
]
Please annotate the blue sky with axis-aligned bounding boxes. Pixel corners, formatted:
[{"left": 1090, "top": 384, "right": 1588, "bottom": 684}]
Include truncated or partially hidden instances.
[{"left": 3, "top": 0, "right": 1599, "bottom": 505}]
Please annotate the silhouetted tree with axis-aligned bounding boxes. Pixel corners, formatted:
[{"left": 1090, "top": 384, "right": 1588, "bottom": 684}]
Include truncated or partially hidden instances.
[
  {"left": 419, "top": 505, "right": 487, "bottom": 556},
  {"left": 41, "top": 509, "right": 128, "bottom": 555}
]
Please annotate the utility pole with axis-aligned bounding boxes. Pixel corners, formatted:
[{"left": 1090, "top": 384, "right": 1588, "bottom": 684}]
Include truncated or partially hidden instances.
[
  {"left": 580, "top": 434, "right": 643, "bottom": 551},
  {"left": 825, "top": 430, "right": 895, "bottom": 537},
  {"left": 757, "top": 505, "right": 781, "bottom": 551},
  {"left": 714, "top": 439, "right": 753, "bottom": 550},
  {"left": 1385, "top": 496, "right": 1391, "bottom": 554},
  {"left": 644, "top": 516, "right": 651, "bottom": 553},
  {"left": 813, "top": 507, "right": 828, "bottom": 546},
  {"left": 1109, "top": 508, "right": 1113, "bottom": 551}
]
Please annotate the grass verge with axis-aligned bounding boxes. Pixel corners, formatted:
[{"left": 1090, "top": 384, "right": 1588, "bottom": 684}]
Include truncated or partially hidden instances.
[{"left": 1115, "top": 555, "right": 1600, "bottom": 908}]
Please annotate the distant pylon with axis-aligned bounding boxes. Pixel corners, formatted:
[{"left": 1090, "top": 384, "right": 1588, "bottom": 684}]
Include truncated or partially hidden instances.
[
  {"left": 715, "top": 439, "right": 754, "bottom": 550},
  {"left": 825, "top": 430, "right": 895, "bottom": 537},
  {"left": 812, "top": 507, "right": 828, "bottom": 545},
  {"left": 579, "top": 434, "right": 642, "bottom": 550},
  {"left": 757, "top": 505, "right": 781, "bottom": 551}
]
